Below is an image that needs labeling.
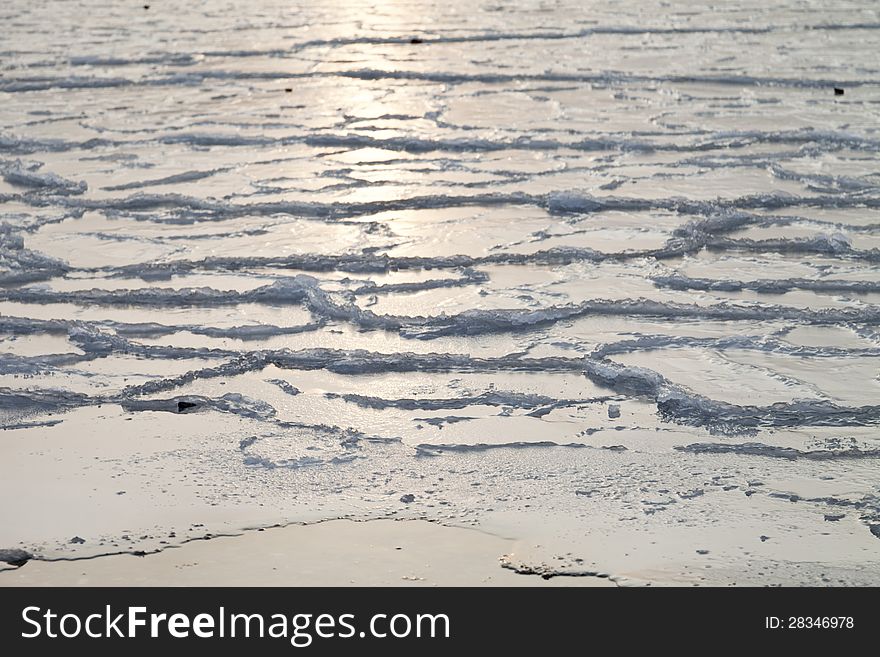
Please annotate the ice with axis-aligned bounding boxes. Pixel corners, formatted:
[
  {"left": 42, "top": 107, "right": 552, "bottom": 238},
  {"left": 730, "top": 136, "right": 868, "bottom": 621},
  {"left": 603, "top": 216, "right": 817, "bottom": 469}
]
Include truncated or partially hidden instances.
[{"left": 2, "top": 0, "right": 880, "bottom": 585}]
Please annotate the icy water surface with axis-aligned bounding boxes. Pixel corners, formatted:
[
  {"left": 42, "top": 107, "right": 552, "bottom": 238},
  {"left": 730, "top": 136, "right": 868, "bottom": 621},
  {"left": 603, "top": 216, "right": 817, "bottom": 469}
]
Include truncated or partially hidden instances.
[{"left": 2, "top": 0, "right": 880, "bottom": 585}]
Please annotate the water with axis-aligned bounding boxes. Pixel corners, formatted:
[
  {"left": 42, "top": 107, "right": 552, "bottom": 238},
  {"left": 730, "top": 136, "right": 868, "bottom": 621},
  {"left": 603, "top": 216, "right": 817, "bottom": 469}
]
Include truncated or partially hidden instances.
[{"left": 1, "top": 0, "right": 880, "bottom": 585}]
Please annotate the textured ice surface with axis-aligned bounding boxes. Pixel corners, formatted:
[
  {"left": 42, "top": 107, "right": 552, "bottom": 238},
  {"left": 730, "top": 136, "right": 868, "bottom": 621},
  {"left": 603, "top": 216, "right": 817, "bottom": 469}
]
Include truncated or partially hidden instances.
[{"left": 2, "top": 0, "right": 880, "bottom": 585}]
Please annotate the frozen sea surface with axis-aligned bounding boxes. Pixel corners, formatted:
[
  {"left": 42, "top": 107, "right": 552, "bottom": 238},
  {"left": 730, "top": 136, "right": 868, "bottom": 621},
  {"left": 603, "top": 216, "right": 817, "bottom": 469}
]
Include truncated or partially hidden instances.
[{"left": 1, "top": 0, "right": 880, "bottom": 585}]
